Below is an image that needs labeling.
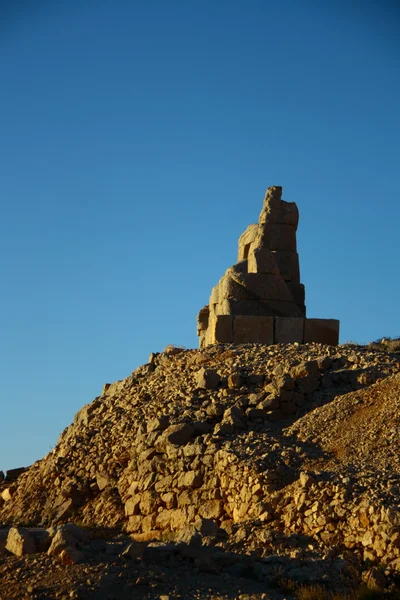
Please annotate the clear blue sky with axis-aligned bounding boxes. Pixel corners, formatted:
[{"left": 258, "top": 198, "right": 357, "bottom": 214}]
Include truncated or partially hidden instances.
[{"left": 1, "top": 1, "right": 399, "bottom": 472}]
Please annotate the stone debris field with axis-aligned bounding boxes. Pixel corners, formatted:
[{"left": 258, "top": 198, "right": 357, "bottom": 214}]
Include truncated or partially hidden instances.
[{"left": 1, "top": 340, "right": 400, "bottom": 599}]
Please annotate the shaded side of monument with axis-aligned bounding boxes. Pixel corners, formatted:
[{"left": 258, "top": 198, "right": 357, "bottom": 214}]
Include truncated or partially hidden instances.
[{"left": 197, "top": 186, "right": 339, "bottom": 347}]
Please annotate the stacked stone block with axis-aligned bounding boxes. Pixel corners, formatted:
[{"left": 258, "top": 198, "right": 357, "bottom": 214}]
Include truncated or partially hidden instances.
[{"left": 197, "top": 186, "right": 339, "bottom": 347}]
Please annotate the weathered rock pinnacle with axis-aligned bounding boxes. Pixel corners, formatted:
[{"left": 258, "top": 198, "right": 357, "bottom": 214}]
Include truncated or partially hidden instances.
[{"left": 197, "top": 186, "right": 339, "bottom": 347}]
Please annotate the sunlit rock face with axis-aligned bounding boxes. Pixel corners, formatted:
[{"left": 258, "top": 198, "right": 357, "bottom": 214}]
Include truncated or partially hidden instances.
[{"left": 197, "top": 186, "right": 339, "bottom": 347}]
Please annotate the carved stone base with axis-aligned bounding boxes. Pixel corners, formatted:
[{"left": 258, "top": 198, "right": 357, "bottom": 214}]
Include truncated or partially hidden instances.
[{"left": 199, "top": 316, "right": 339, "bottom": 348}]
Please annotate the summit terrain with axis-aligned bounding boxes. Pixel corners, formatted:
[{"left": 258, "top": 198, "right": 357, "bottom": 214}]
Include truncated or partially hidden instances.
[{"left": 1, "top": 339, "right": 400, "bottom": 599}]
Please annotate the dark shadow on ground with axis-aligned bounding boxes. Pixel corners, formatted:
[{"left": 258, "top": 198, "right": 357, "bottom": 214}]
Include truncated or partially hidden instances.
[{"left": 26, "top": 528, "right": 366, "bottom": 600}]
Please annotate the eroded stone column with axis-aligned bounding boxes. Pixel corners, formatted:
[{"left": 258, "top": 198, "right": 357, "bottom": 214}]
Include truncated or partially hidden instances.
[{"left": 197, "top": 186, "right": 339, "bottom": 347}]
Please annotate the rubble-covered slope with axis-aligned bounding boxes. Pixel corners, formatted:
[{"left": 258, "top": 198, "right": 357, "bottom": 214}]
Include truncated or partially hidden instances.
[{"left": 1, "top": 342, "right": 400, "bottom": 576}]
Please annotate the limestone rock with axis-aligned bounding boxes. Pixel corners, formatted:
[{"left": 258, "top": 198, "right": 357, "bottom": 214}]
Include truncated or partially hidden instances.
[
  {"left": 146, "top": 415, "right": 170, "bottom": 433},
  {"left": 195, "top": 368, "right": 220, "bottom": 390},
  {"left": 1, "top": 488, "right": 13, "bottom": 502},
  {"left": 156, "top": 423, "right": 195, "bottom": 448},
  {"left": 197, "top": 185, "right": 340, "bottom": 346},
  {"left": 47, "top": 523, "right": 89, "bottom": 564},
  {"left": 96, "top": 470, "right": 114, "bottom": 491},
  {"left": 6, "top": 527, "right": 37, "bottom": 556}
]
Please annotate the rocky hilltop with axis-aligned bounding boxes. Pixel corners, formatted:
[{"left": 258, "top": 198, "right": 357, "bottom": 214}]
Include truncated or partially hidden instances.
[
  {"left": 1, "top": 339, "right": 400, "bottom": 599},
  {"left": 0, "top": 187, "right": 398, "bottom": 598}
]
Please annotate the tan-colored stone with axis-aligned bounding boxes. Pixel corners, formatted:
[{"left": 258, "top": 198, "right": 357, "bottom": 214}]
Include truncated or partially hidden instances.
[
  {"left": 240, "top": 273, "right": 294, "bottom": 302},
  {"left": 154, "top": 475, "right": 173, "bottom": 493},
  {"left": 299, "top": 472, "right": 316, "bottom": 488},
  {"left": 248, "top": 247, "right": 280, "bottom": 275},
  {"left": 259, "top": 190, "right": 298, "bottom": 227},
  {"left": 233, "top": 316, "right": 274, "bottom": 344},
  {"left": 213, "top": 315, "right": 233, "bottom": 343},
  {"left": 157, "top": 423, "right": 195, "bottom": 448},
  {"left": 141, "top": 513, "right": 157, "bottom": 532},
  {"left": 1, "top": 488, "right": 13, "bottom": 502},
  {"left": 209, "top": 285, "right": 220, "bottom": 305},
  {"left": 131, "top": 530, "right": 163, "bottom": 542},
  {"left": 271, "top": 250, "right": 300, "bottom": 283},
  {"left": 177, "top": 471, "right": 203, "bottom": 489},
  {"left": 6, "top": 528, "right": 36, "bottom": 556},
  {"left": 215, "top": 299, "right": 259, "bottom": 316},
  {"left": 169, "top": 508, "right": 187, "bottom": 531},
  {"left": 258, "top": 223, "right": 297, "bottom": 252},
  {"left": 155, "top": 510, "right": 173, "bottom": 530},
  {"left": 227, "top": 373, "right": 242, "bottom": 388},
  {"left": 125, "top": 494, "right": 141, "bottom": 516},
  {"left": 127, "top": 515, "right": 142, "bottom": 532},
  {"left": 47, "top": 524, "right": 89, "bottom": 562},
  {"left": 258, "top": 300, "right": 305, "bottom": 317},
  {"left": 275, "top": 317, "right": 304, "bottom": 343},
  {"left": 198, "top": 499, "right": 223, "bottom": 520},
  {"left": 96, "top": 471, "right": 112, "bottom": 491},
  {"left": 362, "top": 531, "right": 374, "bottom": 547},
  {"left": 197, "top": 185, "right": 339, "bottom": 346},
  {"left": 237, "top": 223, "right": 258, "bottom": 262},
  {"left": 197, "top": 306, "right": 209, "bottom": 331},
  {"left": 139, "top": 491, "right": 158, "bottom": 515},
  {"left": 196, "top": 368, "right": 220, "bottom": 389},
  {"left": 218, "top": 274, "right": 252, "bottom": 301},
  {"left": 198, "top": 330, "right": 206, "bottom": 349}
]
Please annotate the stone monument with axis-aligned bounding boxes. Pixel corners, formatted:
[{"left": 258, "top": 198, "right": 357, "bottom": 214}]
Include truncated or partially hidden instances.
[{"left": 197, "top": 186, "right": 339, "bottom": 347}]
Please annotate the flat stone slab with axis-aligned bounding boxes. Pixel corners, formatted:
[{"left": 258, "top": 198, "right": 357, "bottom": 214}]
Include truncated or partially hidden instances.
[
  {"left": 271, "top": 250, "right": 300, "bottom": 283},
  {"left": 275, "top": 317, "right": 304, "bottom": 343},
  {"left": 248, "top": 248, "right": 280, "bottom": 275},
  {"left": 5, "top": 467, "right": 27, "bottom": 481},
  {"left": 233, "top": 316, "right": 274, "bottom": 344},
  {"left": 214, "top": 315, "right": 233, "bottom": 343},
  {"left": 304, "top": 319, "right": 340, "bottom": 345}
]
